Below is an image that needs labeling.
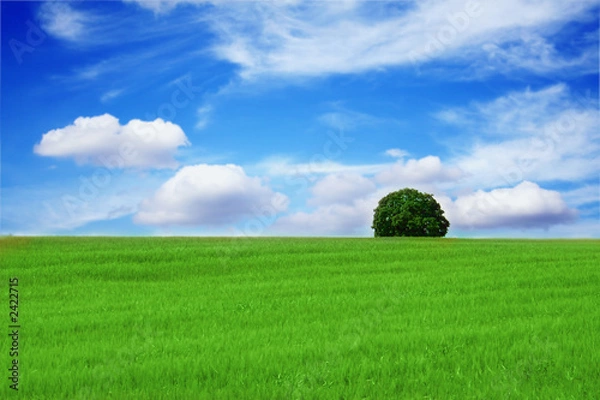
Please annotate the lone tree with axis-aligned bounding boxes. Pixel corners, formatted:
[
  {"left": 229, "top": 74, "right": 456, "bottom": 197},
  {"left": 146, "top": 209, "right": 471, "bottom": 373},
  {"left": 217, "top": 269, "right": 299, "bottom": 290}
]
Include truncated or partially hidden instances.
[{"left": 372, "top": 188, "right": 449, "bottom": 237}]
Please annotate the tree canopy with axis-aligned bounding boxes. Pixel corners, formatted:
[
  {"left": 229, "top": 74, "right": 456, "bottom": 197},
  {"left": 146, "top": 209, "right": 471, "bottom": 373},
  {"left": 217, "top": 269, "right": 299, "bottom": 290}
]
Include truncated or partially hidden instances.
[{"left": 372, "top": 188, "right": 449, "bottom": 237}]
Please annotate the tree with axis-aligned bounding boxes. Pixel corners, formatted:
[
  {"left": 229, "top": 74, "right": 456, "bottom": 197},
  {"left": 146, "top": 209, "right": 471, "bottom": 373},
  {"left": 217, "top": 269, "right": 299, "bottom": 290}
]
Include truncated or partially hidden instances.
[{"left": 372, "top": 188, "right": 449, "bottom": 237}]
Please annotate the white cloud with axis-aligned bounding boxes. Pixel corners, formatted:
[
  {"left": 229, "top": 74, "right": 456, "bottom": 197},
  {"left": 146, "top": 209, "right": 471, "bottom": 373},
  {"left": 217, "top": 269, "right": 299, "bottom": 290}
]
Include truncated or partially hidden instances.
[
  {"left": 384, "top": 148, "right": 409, "bottom": 158},
  {"left": 317, "top": 109, "right": 381, "bottom": 132},
  {"left": 38, "top": 2, "right": 88, "bottom": 41},
  {"left": 255, "top": 156, "right": 385, "bottom": 177},
  {"left": 74, "top": 0, "right": 597, "bottom": 85},
  {"left": 34, "top": 114, "right": 190, "bottom": 169},
  {"left": 270, "top": 168, "right": 458, "bottom": 236},
  {"left": 123, "top": 0, "right": 210, "bottom": 14},
  {"left": 438, "top": 84, "right": 586, "bottom": 137},
  {"left": 439, "top": 181, "right": 577, "bottom": 229},
  {"left": 270, "top": 197, "right": 376, "bottom": 236},
  {"left": 195, "top": 105, "right": 213, "bottom": 130},
  {"left": 440, "top": 84, "right": 600, "bottom": 188},
  {"left": 100, "top": 89, "right": 125, "bottom": 103},
  {"left": 309, "top": 172, "right": 376, "bottom": 206},
  {"left": 270, "top": 179, "right": 453, "bottom": 236},
  {"left": 270, "top": 171, "right": 579, "bottom": 235},
  {"left": 474, "top": 32, "right": 598, "bottom": 77},
  {"left": 200, "top": 0, "right": 598, "bottom": 79},
  {"left": 134, "top": 164, "right": 289, "bottom": 226},
  {"left": 376, "top": 155, "right": 463, "bottom": 186},
  {"left": 562, "top": 184, "right": 600, "bottom": 208}
]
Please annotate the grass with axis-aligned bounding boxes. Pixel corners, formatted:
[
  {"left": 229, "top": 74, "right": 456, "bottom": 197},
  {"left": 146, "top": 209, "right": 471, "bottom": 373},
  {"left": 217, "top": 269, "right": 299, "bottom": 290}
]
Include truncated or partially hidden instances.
[{"left": 1, "top": 237, "right": 599, "bottom": 399}]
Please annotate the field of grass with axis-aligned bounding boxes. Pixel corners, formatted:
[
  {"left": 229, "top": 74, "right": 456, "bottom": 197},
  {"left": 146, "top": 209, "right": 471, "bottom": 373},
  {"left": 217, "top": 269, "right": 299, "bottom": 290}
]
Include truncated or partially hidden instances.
[{"left": 1, "top": 237, "right": 599, "bottom": 399}]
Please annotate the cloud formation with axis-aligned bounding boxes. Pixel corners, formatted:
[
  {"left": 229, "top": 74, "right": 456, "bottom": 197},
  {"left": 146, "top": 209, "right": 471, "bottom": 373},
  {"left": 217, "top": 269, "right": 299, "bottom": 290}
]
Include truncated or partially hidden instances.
[
  {"left": 38, "top": 2, "right": 88, "bottom": 42},
  {"left": 385, "top": 148, "right": 409, "bottom": 158},
  {"left": 134, "top": 164, "right": 289, "bottom": 226},
  {"left": 34, "top": 114, "right": 190, "bottom": 169},
  {"left": 271, "top": 197, "right": 376, "bottom": 236},
  {"left": 309, "top": 172, "right": 377, "bottom": 207},
  {"left": 439, "top": 181, "right": 577, "bottom": 229},
  {"left": 440, "top": 84, "right": 600, "bottom": 188},
  {"left": 204, "top": 0, "right": 597, "bottom": 79},
  {"left": 376, "top": 156, "right": 463, "bottom": 186},
  {"left": 195, "top": 105, "right": 213, "bottom": 130},
  {"left": 121, "top": 0, "right": 598, "bottom": 80},
  {"left": 271, "top": 173, "right": 578, "bottom": 235}
]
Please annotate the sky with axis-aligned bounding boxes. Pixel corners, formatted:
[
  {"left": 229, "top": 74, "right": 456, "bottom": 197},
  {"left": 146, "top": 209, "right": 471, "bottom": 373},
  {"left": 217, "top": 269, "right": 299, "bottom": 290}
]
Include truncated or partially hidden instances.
[{"left": 1, "top": 0, "right": 599, "bottom": 237}]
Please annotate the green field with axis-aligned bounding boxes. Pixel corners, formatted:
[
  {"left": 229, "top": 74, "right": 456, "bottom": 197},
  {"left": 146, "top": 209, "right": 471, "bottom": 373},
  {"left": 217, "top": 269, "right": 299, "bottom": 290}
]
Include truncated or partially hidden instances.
[{"left": 1, "top": 237, "right": 599, "bottom": 399}]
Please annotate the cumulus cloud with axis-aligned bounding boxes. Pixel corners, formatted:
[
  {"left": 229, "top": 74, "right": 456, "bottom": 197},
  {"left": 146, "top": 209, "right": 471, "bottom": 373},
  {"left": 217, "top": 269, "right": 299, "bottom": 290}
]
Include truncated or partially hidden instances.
[
  {"left": 134, "top": 164, "right": 289, "bottom": 226},
  {"left": 38, "top": 2, "right": 88, "bottom": 42},
  {"left": 376, "top": 156, "right": 463, "bottom": 186},
  {"left": 309, "top": 172, "right": 376, "bottom": 207},
  {"left": 34, "top": 114, "right": 190, "bottom": 169},
  {"left": 270, "top": 168, "right": 459, "bottom": 236},
  {"left": 270, "top": 197, "right": 376, "bottom": 236},
  {"left": 439, "top": 181, "right": 577, "bottom": 229},
  {"left": 269, "top": 171, "right": 393, "bottom": 236},
  {"left": 270, "top": 172, "right": 578, "bottom": 235}
]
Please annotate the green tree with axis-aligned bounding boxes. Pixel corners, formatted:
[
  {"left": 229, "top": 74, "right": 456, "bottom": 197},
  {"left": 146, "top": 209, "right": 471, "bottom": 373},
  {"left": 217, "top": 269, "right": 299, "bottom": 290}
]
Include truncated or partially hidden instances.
[{"left": 372, "top": 188, "right": 450, "bottom": 237}]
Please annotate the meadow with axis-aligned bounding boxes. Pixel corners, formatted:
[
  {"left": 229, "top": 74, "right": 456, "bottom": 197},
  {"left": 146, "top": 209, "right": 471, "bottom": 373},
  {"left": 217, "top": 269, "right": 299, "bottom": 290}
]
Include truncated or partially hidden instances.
[{"left": 1, "top": 237, "right": 598, "bottom": 399}]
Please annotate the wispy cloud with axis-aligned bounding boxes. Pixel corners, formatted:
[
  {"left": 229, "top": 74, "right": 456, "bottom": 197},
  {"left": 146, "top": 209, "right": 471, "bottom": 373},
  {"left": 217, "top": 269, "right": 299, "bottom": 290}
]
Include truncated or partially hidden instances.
[
  {"left": 123, "top": 0, "right": 210, "bottom": 14},
  {"left": 318, "top": 108, "right": 385, "bottom": 131},
  {"left": 255, "top": 156, "right": 385, "bottom": 177},
  {"left": 100, "top": 89, "right": 125, "bottom": 103},
  {"left": 384, "top": 148, "right": 409, "bottom": 158},
  {"left": 40, "top": 3, "right": 214, "bottom": 92},
  {"left": 0, "top": 177, "right": 156, "bottom": 233},
  {"left": 37, "top": 2, "right": 88, "bottom": 42},
  {"left": 72, "top": 39, "right": 202, "bottom": 83},
  {"left": 47, "top": 0, "right": 598, "bottom": 102},
  {"left": 437, "top": 83, "right": 600, "bottom": 188},
  {"left": 195, "top": 105, "right": 213, "bottom": 129},
  {"left": 198, "top": 0, "right": 599, "bottom": 80},
  {"left": 474, "top": 33, "right": 598, "bottom": 77}
]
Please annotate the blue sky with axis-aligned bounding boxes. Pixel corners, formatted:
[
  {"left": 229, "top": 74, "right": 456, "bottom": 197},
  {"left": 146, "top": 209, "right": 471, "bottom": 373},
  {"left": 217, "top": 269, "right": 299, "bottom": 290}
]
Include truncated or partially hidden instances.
[{"left": 1, "top": 0, "right": 599, "bottom": 237}]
